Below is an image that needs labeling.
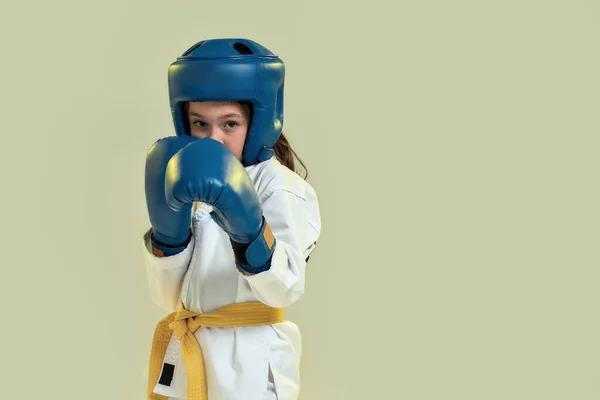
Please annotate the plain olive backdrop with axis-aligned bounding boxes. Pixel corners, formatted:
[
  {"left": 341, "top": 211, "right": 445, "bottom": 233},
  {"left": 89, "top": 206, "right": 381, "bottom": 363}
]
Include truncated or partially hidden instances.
[{"left": 0, "top": 0, "right": 598, "bottom": 399}]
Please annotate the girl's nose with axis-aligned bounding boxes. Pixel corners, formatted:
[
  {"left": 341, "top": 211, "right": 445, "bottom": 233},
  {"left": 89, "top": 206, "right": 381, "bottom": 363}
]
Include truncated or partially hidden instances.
[{"left": 207, "top": 128, "right": 225, "bottom": 144}]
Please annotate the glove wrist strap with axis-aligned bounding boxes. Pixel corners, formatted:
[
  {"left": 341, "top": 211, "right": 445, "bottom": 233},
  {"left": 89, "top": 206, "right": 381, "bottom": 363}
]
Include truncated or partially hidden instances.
[
  {"left": 148, "top": 229, "right": 192, "bottom": 257},
  {"left": 231, "top": 217, "right": 276, "bottom": 275}
]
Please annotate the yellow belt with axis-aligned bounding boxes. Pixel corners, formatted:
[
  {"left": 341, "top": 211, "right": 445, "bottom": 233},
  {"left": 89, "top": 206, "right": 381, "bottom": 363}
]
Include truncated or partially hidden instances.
[{"left": 147, "top": 301, "right": 285, "bottom": 400}]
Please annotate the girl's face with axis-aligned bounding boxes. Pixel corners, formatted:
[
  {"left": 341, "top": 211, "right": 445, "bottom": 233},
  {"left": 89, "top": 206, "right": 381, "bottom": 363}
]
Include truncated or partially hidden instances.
[{"left": 187, "top": 101, "right": 249, "bottom": 160}]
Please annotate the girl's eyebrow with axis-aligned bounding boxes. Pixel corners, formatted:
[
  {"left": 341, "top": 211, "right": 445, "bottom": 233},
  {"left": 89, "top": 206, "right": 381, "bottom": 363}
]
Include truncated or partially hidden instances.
[{"left": 189, "top": 112, "right": 244, "bottom": 119}]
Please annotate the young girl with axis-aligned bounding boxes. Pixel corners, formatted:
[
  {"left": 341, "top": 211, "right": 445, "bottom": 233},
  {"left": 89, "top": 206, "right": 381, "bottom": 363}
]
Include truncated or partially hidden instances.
[{"left": 142, "top": 38, "right": 321, "bottom": 400}]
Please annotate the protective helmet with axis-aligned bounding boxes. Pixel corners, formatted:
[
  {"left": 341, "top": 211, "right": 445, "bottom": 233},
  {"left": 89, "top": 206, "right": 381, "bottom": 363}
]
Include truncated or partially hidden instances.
[{"left": 168, "top": 38, "right": 285, "bottom": 166}]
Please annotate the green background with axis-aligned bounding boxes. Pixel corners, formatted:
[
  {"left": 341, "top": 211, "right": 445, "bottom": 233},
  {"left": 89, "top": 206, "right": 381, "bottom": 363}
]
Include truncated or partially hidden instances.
[{"left": 0, "top": 1, "right": 598, "bottom": 399}]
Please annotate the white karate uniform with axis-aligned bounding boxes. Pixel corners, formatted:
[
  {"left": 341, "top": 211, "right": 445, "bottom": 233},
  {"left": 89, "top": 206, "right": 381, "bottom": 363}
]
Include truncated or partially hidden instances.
[{"left": 142, "top": 156, "right": 322, "bottom": 400}]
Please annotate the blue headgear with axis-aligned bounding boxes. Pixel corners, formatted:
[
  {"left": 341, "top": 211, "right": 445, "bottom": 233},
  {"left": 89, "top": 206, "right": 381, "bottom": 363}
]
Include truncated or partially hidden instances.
[{"left": 168, "top": 38, "right": 285, "bottom": 166}]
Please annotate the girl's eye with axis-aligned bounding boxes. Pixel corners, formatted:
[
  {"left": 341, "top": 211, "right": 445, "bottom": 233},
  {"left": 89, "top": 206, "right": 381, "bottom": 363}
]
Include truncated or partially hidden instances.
[{"left": 191, "top": 121, "right": 238, "bottom": 129}]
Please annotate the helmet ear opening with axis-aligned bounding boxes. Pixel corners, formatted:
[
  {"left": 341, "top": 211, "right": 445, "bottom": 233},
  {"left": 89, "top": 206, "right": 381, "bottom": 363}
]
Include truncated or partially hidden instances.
[{"left": 233, "top": 42, "right": 254, "bottom": 55}]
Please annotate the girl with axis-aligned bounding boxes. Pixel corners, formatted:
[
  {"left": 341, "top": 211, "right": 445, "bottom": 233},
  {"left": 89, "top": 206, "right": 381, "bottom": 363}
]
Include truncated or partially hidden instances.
[{"left": 142, "top": 38, "right": 321, "bottom": 400}]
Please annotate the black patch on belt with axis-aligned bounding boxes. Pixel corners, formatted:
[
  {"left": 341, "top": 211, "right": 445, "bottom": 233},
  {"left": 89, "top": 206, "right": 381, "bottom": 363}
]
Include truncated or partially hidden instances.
[{"left": 158, "top": 363, "right": 175, "bottom": 386}]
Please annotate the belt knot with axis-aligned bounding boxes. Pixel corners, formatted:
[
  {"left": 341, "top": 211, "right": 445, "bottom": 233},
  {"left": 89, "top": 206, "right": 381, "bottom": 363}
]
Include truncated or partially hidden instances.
[{"left": 169, "top": 309, "right": 202, "bottom": 339}]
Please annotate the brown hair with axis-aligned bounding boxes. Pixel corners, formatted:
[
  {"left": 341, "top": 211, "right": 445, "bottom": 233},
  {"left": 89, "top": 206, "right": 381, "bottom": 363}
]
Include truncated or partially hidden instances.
[
  {"left": 272, "top": 131, "right": 308, "bottom": 180},
  {"left": 184, "top": 101, "right": 308, "bottom": 180}
]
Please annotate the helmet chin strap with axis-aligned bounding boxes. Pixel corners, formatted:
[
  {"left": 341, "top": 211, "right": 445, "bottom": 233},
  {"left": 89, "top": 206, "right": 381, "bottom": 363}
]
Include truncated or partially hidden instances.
[
  {"left": 257, "top": 147, "right": 275, "bottom": 162},
  {"left": 242, "top": 147, "right": 274, "bottom": 167}
]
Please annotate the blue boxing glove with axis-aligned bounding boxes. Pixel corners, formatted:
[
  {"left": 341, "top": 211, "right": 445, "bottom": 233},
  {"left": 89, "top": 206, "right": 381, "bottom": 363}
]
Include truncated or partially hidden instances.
[
  {"left": 165, "top": 138, "right": 276, "bottom": 274},
  {"left": 145, "top": 135, "right": 199, "bottom": 256}
]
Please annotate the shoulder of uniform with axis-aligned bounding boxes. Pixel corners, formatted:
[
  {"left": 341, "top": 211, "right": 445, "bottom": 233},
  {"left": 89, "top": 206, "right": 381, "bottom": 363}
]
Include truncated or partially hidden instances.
[{"left": 246, "top": 157, "right": 312, "bottom": 203}]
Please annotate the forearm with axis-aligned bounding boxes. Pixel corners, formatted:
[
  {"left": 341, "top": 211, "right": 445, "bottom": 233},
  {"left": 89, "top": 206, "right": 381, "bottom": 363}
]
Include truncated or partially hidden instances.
[
  {"left": 142, "top": 228, "right": 194, "bottom": 312},
  {"left": 241, "top": 239, "right": 306, "bottom": 307},
  {"left": 235, "top": 189, "right": 319, "bottom": 307}
]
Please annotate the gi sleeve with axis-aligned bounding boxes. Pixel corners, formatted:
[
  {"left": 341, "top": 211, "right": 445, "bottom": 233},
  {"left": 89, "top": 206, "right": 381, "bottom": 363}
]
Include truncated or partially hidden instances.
[
  {"left": 241, "top": 188, "right": 321, "bottom": 307},
  {"left": 141, "top": 228, "right": 194, "bottom": 312}
]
